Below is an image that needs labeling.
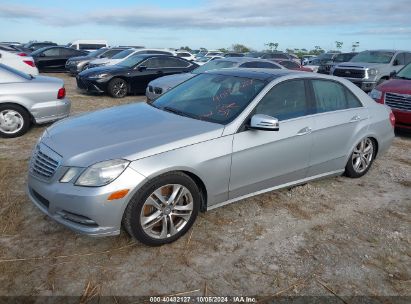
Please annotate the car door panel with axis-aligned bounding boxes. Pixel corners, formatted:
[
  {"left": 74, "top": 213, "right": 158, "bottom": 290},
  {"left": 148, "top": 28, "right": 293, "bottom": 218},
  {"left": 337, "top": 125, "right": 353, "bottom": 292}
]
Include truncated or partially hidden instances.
[{"left": 229, "top": 117, "right": 314, "bottom": 199}]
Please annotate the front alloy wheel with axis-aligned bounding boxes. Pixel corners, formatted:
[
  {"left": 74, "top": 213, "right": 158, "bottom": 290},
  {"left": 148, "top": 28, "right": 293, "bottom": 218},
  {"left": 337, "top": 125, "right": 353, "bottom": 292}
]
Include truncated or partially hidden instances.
[
  {"left": 108, "top": 78, "right": 128, "bottom": 98},
  {"left": 123, "top": 172, "right": 200, "bottom": 246}
]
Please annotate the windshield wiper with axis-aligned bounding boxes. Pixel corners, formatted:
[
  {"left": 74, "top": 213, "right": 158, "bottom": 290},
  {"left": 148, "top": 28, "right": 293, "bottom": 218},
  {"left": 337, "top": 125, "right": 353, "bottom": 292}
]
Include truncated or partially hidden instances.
[{"left": 163, "top": 106, "right": 200, "bottom": 120}]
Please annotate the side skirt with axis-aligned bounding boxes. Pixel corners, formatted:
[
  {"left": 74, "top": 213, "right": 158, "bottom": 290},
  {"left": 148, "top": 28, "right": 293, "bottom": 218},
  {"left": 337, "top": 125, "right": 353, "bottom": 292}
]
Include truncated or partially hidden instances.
[{"left": 206, "top": 169, "right": 344, "bottom": 211}]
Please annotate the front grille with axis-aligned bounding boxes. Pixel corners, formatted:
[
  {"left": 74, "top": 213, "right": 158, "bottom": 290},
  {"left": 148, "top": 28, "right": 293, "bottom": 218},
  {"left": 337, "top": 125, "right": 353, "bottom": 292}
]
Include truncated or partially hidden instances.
[
  {"left": 385, "top": 93, "right": 411, "bottom": 111},
  {"left": 333, "top": 68, "right": 365, "bottom": 79},
  {"left": 76, "top": 77, "right": 87, "bottom": 90},
  {"left": 30, "top": 144, "right": 61, "bottom": 178},
  {"left": 154, "top": 87, "right": 163, "bottom": 95}
]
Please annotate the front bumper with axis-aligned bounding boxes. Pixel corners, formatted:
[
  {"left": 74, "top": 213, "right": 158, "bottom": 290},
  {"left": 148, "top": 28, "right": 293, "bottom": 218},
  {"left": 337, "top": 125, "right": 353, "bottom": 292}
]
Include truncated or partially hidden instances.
[
  {"left": 76, "top": 76, "right": 106, "bottom": 93},
  {"left": 31, "top": 98, "right": 71, "bottom": 124},
  {"left": 392, "top": 109, "right": 411, "bottom": 130},
  {"left": 27, "top": 165, "right": 147, "bottom": 236},
  {"left": 344, "top": 78, "right": 377, "bottom": 92}
]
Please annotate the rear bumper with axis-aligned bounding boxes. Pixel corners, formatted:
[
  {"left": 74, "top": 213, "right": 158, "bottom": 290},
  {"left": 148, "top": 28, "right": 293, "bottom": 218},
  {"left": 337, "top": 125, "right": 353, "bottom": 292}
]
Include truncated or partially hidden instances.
[{"left": 31, "top": 98, "right": 71, "bottom": 124}]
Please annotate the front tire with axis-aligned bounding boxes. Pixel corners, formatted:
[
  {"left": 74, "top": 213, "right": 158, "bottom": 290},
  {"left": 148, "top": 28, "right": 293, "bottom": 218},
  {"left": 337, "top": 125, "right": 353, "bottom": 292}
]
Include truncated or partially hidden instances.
[
  {"left": 108, "top": 78, "right": 128, "bottom": 98},
  {"left": 345, "top": 137, "right": 376, "bottom": 178},
  {"left": 0, "top": 104, "right": 31, "bottom": 138},
  {"left": 123, "top": 172, "right": 200, "bottom": 246}
]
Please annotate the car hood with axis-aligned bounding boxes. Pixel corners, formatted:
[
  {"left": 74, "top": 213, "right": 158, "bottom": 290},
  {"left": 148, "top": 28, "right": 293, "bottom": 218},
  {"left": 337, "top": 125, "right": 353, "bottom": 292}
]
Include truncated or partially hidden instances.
[
  {"left": 376, "top": 78, "right": 411, "bottom": 94},
  {"left": 68, "top": 55, "right": 94, "bottom": 62},
  {"left": 42, "top": 103, "right": 224, "bottom": 167},
  {"left": 336, "top": 62, "right": 386, "bottom": 69},
  {"left": 149, "top": 73, "right": 196, "bottom": 89}
]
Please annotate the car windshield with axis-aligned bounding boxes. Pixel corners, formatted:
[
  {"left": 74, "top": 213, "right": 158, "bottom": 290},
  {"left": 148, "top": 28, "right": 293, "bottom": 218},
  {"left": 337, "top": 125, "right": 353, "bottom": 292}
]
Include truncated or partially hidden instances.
[
  {"left": 350, "top": 51, "right": 394, "bottom": 64},
  {"left": 193, "top": 60, "right": 237, "bottom": 74},
  {"left": 112, "top": 49, "right": 134, "bottom": 59},
  {"left": 396, "top": 63, "right": 411, "bottom": 80},
  {"left": 0, "top": 63, "right": 32, "bottom": 80},
  {"left": 151, "top": 73, "right": 267, "bottom": 125},
  {"left": 319, "top": 53, "right": 335, "bottom": 60},
  {"left": 87, "top": 48, "right": 107, "bottom": 57},
  {"left": 334, "top": 53, "right": 356, "bottom": 62},
  {"left": 117, "top": 55, "right": 147, "bottom": 68}
]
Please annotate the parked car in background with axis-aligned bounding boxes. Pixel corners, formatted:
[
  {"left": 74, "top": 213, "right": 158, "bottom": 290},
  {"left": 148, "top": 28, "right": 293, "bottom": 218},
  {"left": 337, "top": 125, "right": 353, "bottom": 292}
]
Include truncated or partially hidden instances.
[
  {"left": 21, "top": 41, "right": 57, "bottom": 52},
  {"left": 0, "top": 44, "right": 27, "bottom": 56},
  {"left": 302, "top": 55, "right": 317, "bottom": 65},
  {"left": 31, "top": 46, "right": 88, "bottom": 72},
  {"left": 0, "top": 64, "right": 70, "bottom": 137},
  {"left": 245, "top": 52, "right": 265, "bottom": 58},
  {"left": 88, "top": 48, "right": 176, "bottom": 69},
  {"left": 77, "top": 54, "right": 198, "bottom": 98},
  {"left": 67, "top": 40, "right": 108, "bottom": 52},
  {"left": 195, "top": 56, "right": 224, "bottom": 65},
  {"left": 0, "top": 50, "right": 38, "bottom": 75},
  {"left": 261, "top": 52, "right": 291, "bottom": 61},
  {"left": 370, "top": 63, "right": 411, "bottom": 130},
  {"left": 176, "top": 51, "right": 195, "bottom": 61},
  {"left": 28, "top": 69, "right": 394, "bottom": 245},
  {"left": 304, "top": 58, "right": 322, "bottom": 72},
  {"left": 223, "top": 52, "right": 244, "bottom": 58},
  {"left": 65, "top": 47, "right": 130, "bottom": 75},
  {"left": 331, "top": 50, "right": 411, "bottom": 92},
  {"left": 317, "top": 52, "right": 357, "bottom": 75},
  {"left": 205, "top": 50, "right": 224, "bottom": 57},
  {"left": 146, "top": 57, "right": 284, "bottom": 101},
  {"left": 275, "top": 59, "right": 313, "bottom": 72}
]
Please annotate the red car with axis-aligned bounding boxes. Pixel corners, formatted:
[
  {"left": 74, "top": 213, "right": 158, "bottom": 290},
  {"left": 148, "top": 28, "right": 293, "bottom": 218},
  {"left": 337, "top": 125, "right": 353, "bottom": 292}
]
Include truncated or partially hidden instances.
[
  {"left": 274, "top": 59, "right": 313, "bottom": 72},
  {"left": 370, "top": 63, "right": 411, "bottom": 130}
]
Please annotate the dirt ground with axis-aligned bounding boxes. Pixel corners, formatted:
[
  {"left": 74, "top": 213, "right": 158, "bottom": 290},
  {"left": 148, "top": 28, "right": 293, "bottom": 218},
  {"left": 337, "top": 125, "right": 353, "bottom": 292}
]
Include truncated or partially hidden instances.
[{"left": 0, "top": 73, "right": 410, "bottom": 302}]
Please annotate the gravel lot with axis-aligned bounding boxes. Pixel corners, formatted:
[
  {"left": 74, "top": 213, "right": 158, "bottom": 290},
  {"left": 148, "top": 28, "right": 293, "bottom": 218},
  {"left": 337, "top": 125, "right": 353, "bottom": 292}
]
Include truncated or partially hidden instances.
[{"left": 0, "top": 73, "right": 410, "bottom": 301}]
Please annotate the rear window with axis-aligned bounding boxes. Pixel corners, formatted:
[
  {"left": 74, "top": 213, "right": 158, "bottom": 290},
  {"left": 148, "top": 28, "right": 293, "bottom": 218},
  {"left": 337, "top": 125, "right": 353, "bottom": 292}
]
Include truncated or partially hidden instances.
[{"left": 0, "top": 63, "right": 32, "bottom": 80}]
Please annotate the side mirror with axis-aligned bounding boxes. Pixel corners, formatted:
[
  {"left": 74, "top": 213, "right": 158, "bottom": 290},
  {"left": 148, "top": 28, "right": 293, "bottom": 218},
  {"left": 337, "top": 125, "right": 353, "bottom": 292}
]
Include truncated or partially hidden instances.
[
  {"left": 393, "top": 59, "right": 400, "bottom": 66},
  {"left": 138, "top": 66, "right": 147, "bottom": 72},
  {"left": 248, "top": 114, "right": 279, "bottom": 131},
  {"left": 389, "top": 71, "right": 397, "bottom": 78}
]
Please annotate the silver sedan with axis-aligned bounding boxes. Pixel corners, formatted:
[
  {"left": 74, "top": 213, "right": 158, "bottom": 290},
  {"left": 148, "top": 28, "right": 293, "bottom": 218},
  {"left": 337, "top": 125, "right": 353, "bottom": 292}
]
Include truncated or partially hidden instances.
[
  {"left": 0, "top": 64, "right": 71, "bottom": 137},
  {"left": 27, "top": 69, "right": 394, "bottom": 245}
]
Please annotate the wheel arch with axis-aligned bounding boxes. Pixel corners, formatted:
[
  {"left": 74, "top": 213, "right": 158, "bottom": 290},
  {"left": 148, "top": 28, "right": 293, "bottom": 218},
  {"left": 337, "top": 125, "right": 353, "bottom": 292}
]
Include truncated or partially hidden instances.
[{"left": 0, "top": 101, "right": 34, "bottom": 122}]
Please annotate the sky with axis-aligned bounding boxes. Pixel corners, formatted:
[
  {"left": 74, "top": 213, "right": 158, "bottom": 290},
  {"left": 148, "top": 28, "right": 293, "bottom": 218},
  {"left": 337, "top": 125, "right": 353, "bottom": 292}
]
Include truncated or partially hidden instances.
[{"left": 0, "top": 0, "right": 410, "bottom": 52}]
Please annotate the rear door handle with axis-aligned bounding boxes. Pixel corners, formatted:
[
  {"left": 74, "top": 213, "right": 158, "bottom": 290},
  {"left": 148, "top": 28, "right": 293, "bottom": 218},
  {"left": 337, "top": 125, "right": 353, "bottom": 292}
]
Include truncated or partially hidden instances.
[
  {"left": 297, "top": 127, "right": 312, "bottom": 136},
  {"left": 350, "top": 115, "right": 361, "bottom": 122}
]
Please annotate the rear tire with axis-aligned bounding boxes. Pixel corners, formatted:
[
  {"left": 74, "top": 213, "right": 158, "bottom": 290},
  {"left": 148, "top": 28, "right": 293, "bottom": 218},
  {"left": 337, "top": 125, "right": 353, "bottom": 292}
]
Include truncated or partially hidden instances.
[
  {"left": 123, "top": 172, "right": 200, "bottom": 246},
  {"left": 108, "top": 78, "right": 128, "bottom": 98},
  {"left": 345, "top": 137, "right": 376, "bottom": 178},
  {"left": 0, "top": 104, "right": 31, "bottom": 138}
]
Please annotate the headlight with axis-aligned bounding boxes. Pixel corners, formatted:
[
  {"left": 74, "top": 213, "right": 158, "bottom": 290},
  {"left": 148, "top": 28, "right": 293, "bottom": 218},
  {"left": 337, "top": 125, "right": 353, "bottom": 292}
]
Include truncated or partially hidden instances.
[
  {"left": 88, "top": 73, "right": 108, "bottom": 79},
  {"left": 369, "top": 89, "right": 383, "bottom": 100},
  {"left": 60, "top": 167, "right": 82, "bottom": 183},
  {"left": 368, "top": 68, "right": 378, "bottom": 77},
  {"left": 75, "top": 159, "right": 130, "bottom": 187}
]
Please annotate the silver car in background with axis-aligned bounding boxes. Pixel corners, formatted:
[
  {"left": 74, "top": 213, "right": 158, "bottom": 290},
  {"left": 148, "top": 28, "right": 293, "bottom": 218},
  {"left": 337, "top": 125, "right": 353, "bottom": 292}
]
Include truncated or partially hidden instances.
[
  {"left": 0, "top": 64, "right": 70, "bottom": 138},
  {"left": 146, "top": 57, "right": 284, "bottom": 101},
  {"left": 27, "top": 69, "right": 394, "bottom": 246}
]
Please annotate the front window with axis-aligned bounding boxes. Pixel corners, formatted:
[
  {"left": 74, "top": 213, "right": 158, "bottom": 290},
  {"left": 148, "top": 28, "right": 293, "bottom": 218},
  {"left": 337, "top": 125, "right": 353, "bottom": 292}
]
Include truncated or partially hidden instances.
[
  {"left": 112, "top": 49, "right": 134, "bottom": 59},
  {"left": 192, "top": 60, "right": 236, "bottom": 74},
  {"left": 350, "top": 51, "right": 394, "bottom": 64},
  {"left": 152, "top": 74, "right": 267, "bottom": 125},
  {"left": 396, "top": 63, "right": 411, "bottom": 80},
  {"left": 334, "top": 53, "right": 356, "bottom": 63}
]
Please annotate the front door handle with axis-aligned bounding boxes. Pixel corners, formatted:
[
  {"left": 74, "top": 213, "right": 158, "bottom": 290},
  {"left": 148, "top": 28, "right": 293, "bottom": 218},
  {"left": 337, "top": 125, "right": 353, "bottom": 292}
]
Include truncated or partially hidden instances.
[
  {"left": 350, "top": 115, "right": 361, "bottom": 122},
  {"left": 297, "top": 127, "right": 312, "bottom": 136}
]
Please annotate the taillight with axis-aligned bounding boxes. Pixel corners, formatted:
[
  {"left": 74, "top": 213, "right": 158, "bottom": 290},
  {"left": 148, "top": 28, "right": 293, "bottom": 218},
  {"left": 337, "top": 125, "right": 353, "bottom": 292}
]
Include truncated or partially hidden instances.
[
  {"left": 389, "top": 112, "right": 395, "bottom": 128},
  {"left": 18, "top": 52, "right": 28, "bottom": 57},
  {"left": 57, "top": 87, "right": 66, "bottom": 99},
  {"left": 23, "top": 60, "right": 35, "bottom": 67}
]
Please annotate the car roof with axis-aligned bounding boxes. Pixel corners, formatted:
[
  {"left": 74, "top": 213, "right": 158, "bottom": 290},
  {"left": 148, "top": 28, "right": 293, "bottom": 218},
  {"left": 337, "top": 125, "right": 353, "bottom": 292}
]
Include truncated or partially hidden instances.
[{"left": 205, "top": 68, "right": 297, "bottom": 81}]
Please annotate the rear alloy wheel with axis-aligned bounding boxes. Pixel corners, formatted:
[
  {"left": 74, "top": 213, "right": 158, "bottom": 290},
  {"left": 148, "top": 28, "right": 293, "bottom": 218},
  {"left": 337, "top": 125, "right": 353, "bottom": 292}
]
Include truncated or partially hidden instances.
[
  {"left": 345, "top": 137, "right": 376, "bottom": 178},
  {"left": 108, "top": 78, "right": 128, "bottom": 98},
  {"left": 123, "top": 173, "right": 200, "bottom": 246},
  {"left": 0, "top": 104, "right": 31, "bottom": 138}
]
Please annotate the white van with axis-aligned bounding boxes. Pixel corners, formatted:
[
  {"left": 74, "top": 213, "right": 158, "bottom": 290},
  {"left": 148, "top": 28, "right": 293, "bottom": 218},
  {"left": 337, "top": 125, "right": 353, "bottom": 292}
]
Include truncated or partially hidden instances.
[{"left": 67, "top": 40, "right": 108, "bottom": 52}]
